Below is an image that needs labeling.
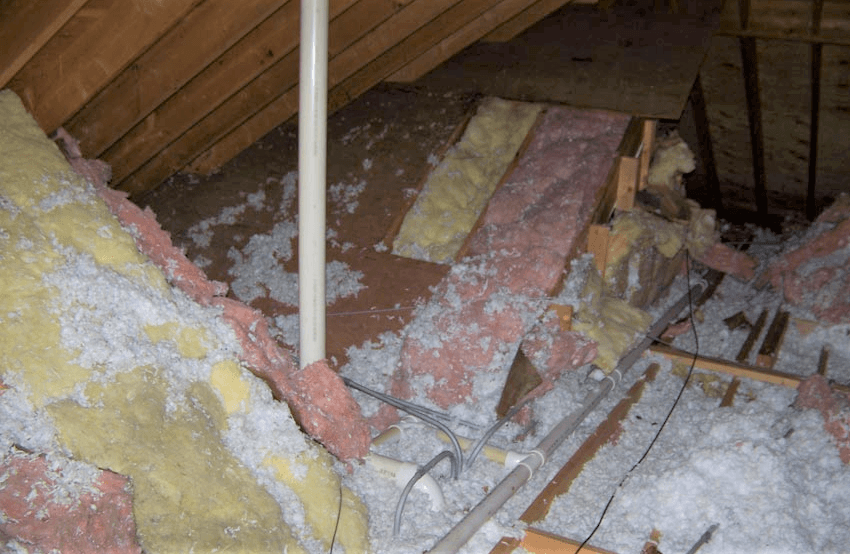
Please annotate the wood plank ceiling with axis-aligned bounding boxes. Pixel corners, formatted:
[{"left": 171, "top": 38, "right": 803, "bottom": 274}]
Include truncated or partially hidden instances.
[{"left": 0, "top": 0, "right": 587, "bottom": 198}]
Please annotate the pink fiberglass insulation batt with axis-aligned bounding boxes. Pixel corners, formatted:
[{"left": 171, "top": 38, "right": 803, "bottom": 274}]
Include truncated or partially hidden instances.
[
  {"left": 374, "top": 108, "right": 629, "bottom": 428},
  {"left": 762, "top": 197, "right": 850, "bottom": 325},
  {"left": 795, "top": 374, "right": 850, "bottom": 463},
  {"left": 70, "top": 158, "right": 371, "bottom": 460},
  {"left": 0, "top": 450, "right": 140, "bottom": 553}
]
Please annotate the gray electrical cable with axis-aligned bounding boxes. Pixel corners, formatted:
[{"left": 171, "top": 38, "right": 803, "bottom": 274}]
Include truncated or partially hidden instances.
[
  {"left": 465, "top": 400, "right": 526, "bottom": 471},
  {"left": 428, "top": 280, "right": 707, "bottom": 553},
  {"left": 342, "top": 376, "right": 463, "bottom": 478},
  {"left": 393, "top": 450, "right": 457, "bottom": 537}
]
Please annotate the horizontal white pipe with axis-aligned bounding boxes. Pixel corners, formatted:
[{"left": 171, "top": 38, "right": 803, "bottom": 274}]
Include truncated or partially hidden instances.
[
  {"left": 428, "top": 282, "right": 706, "bottom": 553},
  {"left": 298, "top": 0, "right": 329, "bottom": 368}
]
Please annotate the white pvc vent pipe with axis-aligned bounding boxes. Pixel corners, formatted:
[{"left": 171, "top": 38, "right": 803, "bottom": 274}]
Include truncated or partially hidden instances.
[{"left": 298, "top": 0, "right": 329, "bottom": 368}]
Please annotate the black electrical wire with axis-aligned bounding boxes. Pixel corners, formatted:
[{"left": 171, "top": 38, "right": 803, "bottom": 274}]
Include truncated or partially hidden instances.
[
  {"left": 329, "top": 479, "right": 344, "bottom": 553},
  {"left": 575, "top": 251, "right": 701, "bottom": 553}
]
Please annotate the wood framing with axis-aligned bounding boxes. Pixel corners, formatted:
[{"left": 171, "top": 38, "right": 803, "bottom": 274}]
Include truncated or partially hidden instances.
[{"left": 2, "top": 0, "right": 611, "bottom": 198}]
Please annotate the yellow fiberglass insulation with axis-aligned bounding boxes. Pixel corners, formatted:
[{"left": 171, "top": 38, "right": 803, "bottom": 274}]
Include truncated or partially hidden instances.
[
  {"left": 0, "top": 90, "right": 369, "bottom": 553},
  {"left": 393, "top": 97, "right": 542, "bottom": 263}
]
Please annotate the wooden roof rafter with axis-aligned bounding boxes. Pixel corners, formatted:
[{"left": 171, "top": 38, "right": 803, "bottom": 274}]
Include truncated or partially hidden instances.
[{"left": 1, "top": 0, "right": 579, "bottom": 198}]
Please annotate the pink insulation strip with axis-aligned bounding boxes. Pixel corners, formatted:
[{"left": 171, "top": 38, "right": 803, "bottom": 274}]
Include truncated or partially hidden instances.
[
  {"left": 0, "top": 451, "right": 141, "bottom": 553},
  {"left": 373, "top": 108, "right": 629, "bottom": 429},
  {"left": 763, "top": 213, "right": 850, "bottom": 325},
  {"left": 795, "top": 375, "right": 850, "bottom": 464}
]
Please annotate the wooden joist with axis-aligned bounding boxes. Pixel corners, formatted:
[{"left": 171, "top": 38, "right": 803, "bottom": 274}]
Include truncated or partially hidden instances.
[
  {"left": 63, "top": 0, "right": 289, "bottom": 159},
  {"left": 8, "top": 0, "right": 201, "bottom": 135}
]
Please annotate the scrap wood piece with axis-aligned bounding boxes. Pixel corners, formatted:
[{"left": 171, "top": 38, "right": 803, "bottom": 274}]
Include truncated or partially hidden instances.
[
  {"left": 817, "top": 345, "right": 830, "bottom": 376},
  {"left": 490, "top": 528, "right": 618, "bottom": 554},
  {"left": 720, "top": 377, "right": 741, "bottom": 407},
  {"left": 519, "top": 364, "right": 661, "bottom": 525},
  {"left": 736, "top": 308, "right": 768, "bottom": 363},
  {"left": 650, "top": 343, "right": 850, "bottom": 394},
  {"left": 755, "top": 309, "right": 790, "bottom": 368}
]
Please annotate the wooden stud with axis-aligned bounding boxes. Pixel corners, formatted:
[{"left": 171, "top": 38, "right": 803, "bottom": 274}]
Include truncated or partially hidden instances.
[
  {"left": 519, "top": 364, "right": 660, "bottom": 524},
  {"left": 738, "top": 35, "right": 768, "bottom": 220},
  {"left": 755, "top": 309, "right": 789, "bottom": 368},
  {"left": 638, "top": 119, "right": 656, "bottom": 191},
  {"left": 587, "top": 224, "right": 610, "bottom": 277},
  {"left": 104, "top": 0, "right": 304, "bottom": 186},
  {"left": 0, "top": 0, "right": 88, "bottom": 89},
  {"left": 689, "top": 74, "right": 723, "bottom": 213},
  {"left": 807, "top": 41, "right": 822, "bottom": 221},
  {"left": 63, "top": 0, "right": 289, "bottom": 158},
  {"left": 8, "top": 0, "right": 201, "bottom": 134},
  {"left": 736, "top": 309, "right": 767, "bottom": 363},
  {"left": 615, "top": 156, "right": 639, "bottom": 211}
]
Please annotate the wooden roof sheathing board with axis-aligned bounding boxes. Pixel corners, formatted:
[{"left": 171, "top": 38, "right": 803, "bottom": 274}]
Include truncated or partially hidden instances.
[{"left": 0, "top": 0, "right": 579, "bottom": 197}]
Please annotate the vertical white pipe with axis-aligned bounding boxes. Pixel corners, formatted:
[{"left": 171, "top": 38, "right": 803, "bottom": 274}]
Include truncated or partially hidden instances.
[{"left": 298, "top": 0, "right": 329, "bottom": 368}]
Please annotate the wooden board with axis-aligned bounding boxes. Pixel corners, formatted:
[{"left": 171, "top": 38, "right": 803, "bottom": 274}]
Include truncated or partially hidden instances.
[
  {"left": 483, "top": 0, "right": 596, "bottom": 43},
  {"left": 416, "top": 3, "right": 715, "bottom": 120},
  {"left": 650, "top": 343, "right": 850, "bottom": 394},
  {"left": 63, "top": 0, "right": 288, "bottom": 158},
  {"left": 387, "top": 0, "right": 575, "bottom": 83},
  {"left": 0, "top": 0, "right": 87, "bottom": 89},
  {"left": 7, "top": 0, "right": 201, "bottom": 134},
  {"left": 184, "top": 0, "right": 484, "bottom": 177},
  {"left": 104, "top": 0, "right": 305, "bottom": 186}
]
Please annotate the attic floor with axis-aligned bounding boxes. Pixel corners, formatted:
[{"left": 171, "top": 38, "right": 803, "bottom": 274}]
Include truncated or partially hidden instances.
[{"left": 139, "top": 83, "right": 478, "bottom": 367}]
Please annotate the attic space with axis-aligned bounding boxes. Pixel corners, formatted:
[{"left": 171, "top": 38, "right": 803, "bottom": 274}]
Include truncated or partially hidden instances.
[{"left": 2, "top": 0, "right": 850, "bottom": 553}]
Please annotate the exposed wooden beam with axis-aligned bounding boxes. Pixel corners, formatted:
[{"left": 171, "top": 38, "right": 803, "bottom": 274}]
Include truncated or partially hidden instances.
[
  {"left": 0, "top": 0, "right": 88, "bottom": 89},
  {"left": 117, "top": 0, "right": 415, "bottom": 194},
  {"left": 806, "top": 41, "right": 822, "bottom": 221},
  {"left": 689, "top": 74, "right": 723, "bottom": 213},
  {"left": 7, "top": 0, "right": 202, "bottom": 134},
  {"left": 103, "top": 0, "right": 304, "bottom": 186},
  {"left": 63, "top": 0, "right": 289, "bottom": 159},
  {"left": 738, "top": 35, "right": 768, "bottom": 220},
  {"left": 184, "top": 0, "right": 490, "bottom": 179}
]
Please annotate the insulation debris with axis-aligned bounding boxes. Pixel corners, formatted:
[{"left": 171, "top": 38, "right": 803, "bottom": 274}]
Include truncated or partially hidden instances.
[
  {"left": 372, "top": 106, "right": 630, "bottom": 427},
  {"left": 760, "top": 194, "right": 850, "bottom": 324},
  {"left": 795, "top": 374, "right": 850, "bottom": 463},
  {"left": 0, "top": 90, "right": 370, "bottom": 552}
]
